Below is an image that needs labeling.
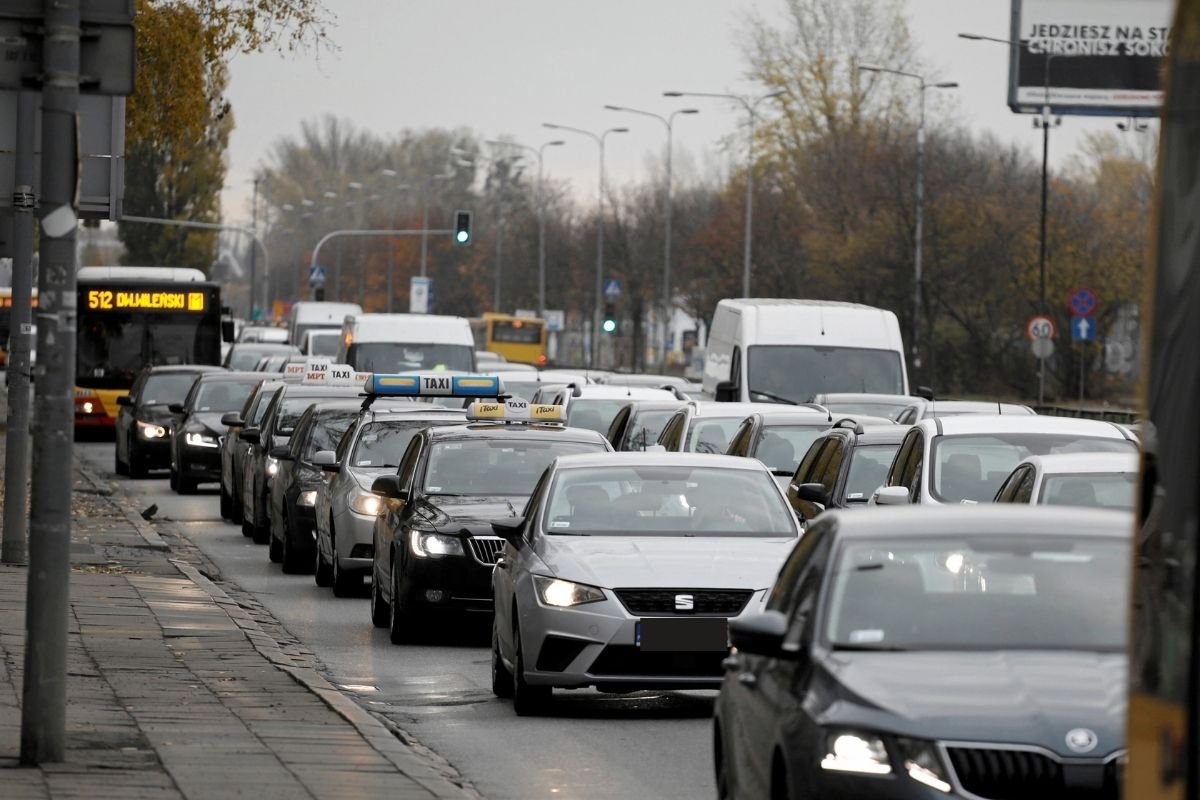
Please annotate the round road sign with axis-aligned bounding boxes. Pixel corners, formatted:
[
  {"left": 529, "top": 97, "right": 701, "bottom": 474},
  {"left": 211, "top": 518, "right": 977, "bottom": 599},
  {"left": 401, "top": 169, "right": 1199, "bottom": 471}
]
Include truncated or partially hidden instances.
[
  {"left": 1069, "top": 287, "right": 1098, "bottom": 317},
  {"left": 1026, "top": 315, "right": 1056, "bottom": 341},
  {"left": 1031, "top": 337, "right": 1055, "bottom": 360}
]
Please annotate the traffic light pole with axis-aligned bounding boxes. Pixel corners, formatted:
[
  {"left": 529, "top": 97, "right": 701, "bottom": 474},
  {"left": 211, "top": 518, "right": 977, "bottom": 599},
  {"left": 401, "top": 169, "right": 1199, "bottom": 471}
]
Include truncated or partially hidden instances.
[{"left": 309, "top": 228, "right": 456, "bottom": 285}]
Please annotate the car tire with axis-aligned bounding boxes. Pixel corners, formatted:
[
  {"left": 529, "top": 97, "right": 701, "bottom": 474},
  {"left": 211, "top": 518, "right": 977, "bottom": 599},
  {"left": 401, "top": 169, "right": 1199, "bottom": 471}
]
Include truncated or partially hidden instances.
[
  {"left": 230, "top": 482, "right": 244, "bottom": 524},
  {"left": 511, "top": 621, "right": 551, "bottom": 716},
  {"left": 219, "top": 485, "right": 232, "bottom": 520},
  {"left": 714, "top": 724, "right": 732, "bottom": 800},
  {"left": 770, "top": 754, "right": 789, "bottom": 800},
  {"left": 114, "top": 445, "right": 128, "bottom": 476},
  {"left": 128, "top": 440, "right": 147, "bottom": 480},
  {"left": 178, "top": 476, "right": 197, "bottom": 495},
  {"left": 268, "top": 528, "right": 283, "bottom": 563},
  {"left": 388, "top": 563, "right": 421, "bottom": 645},
  {"left": 331, "top": 531, "right": 359, "bottom": 597},
  {"left": 252, "top": 496, "right": 271, "bottom": 545},
  {"left": 169, "top": 468, "right": 179, "bottom": 492},
  {"left": 491, "top": 618, "right": 513, "bottom": 698},
  {"left": 241, "top": 518, "right": 256, "bottom": 538},
  {"left": 315, "top": 545, "right": 333, "bottom": 587},
  {"left": 370, "top": 567, "right": 390, "bottom": 628},
  {"left": 280, "top": 511, "right": 310, "bottom": 574}
]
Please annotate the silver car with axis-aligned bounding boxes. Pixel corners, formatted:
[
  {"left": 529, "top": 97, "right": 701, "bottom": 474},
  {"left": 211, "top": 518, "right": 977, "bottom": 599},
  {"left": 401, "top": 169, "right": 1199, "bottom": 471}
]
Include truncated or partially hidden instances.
[
  {"left": 490, "top": 452, "right": 802, "bottom": 715},
  {"left": 313, "top": 405, "right": 466, "bottom": 595}
]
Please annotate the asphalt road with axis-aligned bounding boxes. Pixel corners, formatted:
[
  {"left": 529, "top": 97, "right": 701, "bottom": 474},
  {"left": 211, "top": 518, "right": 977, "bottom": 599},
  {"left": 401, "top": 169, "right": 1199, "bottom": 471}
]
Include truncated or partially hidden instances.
[{"left": 77, "top": 441, "right": 718, "bottom": 800}]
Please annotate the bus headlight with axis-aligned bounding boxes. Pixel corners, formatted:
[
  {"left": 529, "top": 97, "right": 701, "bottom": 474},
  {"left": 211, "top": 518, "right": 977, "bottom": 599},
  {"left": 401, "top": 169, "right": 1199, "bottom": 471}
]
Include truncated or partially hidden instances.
[{"left": 138, "top": 421, "right": 168, "bottom": 439}]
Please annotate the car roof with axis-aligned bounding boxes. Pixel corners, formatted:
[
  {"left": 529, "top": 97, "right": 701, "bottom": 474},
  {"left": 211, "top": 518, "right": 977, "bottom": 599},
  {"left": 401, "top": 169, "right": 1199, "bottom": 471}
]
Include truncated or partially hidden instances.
[
  {"left": 573, "top": 385, "right": 677, "bottom": 400},
  {"left": 688, "top": 401, "right": 780, "bottom": 418},
  {"left": 816, "top": 392, "right": 916, "bottom": 404},
  {"left": 1019, "top": 451, "right": 1141, "bottom": 474},
  {"left": 754, "top": 410, "right": 838, "bottom": 425},
  {"left": 195, "top": 371, "right": 264, "bottom": 383},
  {"left": 919, "top": 414, "right": 1132, "bottom": 439},
  {"left": 277, "top": 384, "right": 364, "bottom": 398},
  {"left": 231, "top": 342, "right": 296, "bottom": 351},
  {"left": 425, "top": 422, "right": 609, "bottom": 443},
  {"left": 144, "top": 364, "right": 224, "bottom": 375},
  {"left": 928, "top": 400, "right": 1034, "bottom": 415},
  {"left": 551, "top": 451, "right": 772, "bottom": 471},
  {"left": 852, "top": 425, "right": 910, "bottom": 444},
  {"left": 821, "top": 505, "right": 1133, "bottom": 539},
  {"left": 627, "top": 400, "right": 689, "bottom": 414}
]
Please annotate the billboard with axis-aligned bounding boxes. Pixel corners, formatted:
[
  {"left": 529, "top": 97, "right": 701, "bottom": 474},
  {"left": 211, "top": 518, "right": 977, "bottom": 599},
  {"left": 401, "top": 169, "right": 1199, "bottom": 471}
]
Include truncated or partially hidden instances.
[{"left": 1009, "top": 0, "right": 1172, "bottom": 116}]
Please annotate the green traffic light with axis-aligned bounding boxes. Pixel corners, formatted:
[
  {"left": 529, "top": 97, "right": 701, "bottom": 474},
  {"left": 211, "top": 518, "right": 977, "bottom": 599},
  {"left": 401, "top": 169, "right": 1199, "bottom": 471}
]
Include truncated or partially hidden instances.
[
  {"left": 456, "top": 231, "right": 469, "bottom": 243},
  {"left": 602, "top": 318, "right": 617, "bottom": 334}
]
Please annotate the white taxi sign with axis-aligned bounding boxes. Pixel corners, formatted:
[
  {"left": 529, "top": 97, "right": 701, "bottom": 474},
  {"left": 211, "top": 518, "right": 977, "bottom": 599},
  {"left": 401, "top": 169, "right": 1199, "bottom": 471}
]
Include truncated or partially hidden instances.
[
  {"left": 282, "top": 362, "right": 307, "bottom": 376},
  {"left": 302, "top": 363, "right": 360, "bottom": 385},
  {"left": 467, "top": 400, "right": 564, "bottom": 423}
]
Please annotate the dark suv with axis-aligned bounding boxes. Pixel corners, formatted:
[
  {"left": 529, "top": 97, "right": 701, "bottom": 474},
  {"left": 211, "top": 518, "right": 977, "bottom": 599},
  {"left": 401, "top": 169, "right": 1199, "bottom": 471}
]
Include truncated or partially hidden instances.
[{"left": 786, "top": 420, "right": 908, "bottom": 523}]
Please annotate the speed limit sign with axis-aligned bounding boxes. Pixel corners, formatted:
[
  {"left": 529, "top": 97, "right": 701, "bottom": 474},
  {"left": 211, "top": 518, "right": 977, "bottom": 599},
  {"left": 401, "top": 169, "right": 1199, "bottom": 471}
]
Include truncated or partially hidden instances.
[{"left": 1026, "top": 315, "right": 1056, "bottom": 341}]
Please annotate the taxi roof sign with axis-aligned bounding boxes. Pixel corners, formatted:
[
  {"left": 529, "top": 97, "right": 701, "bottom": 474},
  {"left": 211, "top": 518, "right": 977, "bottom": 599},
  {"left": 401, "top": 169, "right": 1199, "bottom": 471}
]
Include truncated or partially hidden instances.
[
  {"left": 302, "top": 363, "right": 362, "bottom": 386},
  {"left": 467, "top": 399, "right": 564, "bottom": 423},
  {"left": 368, "top": 373, "right": 502, "bottom": 398}
]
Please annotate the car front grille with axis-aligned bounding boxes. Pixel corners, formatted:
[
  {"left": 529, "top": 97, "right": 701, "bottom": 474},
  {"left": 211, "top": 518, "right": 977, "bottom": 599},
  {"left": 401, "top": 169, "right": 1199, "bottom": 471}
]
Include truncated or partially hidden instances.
[
  {"left": 945, "top": 746, "right": 1118, "bottom": 800},
  {"left": 467, "top": 536, "right": 505, "bottom": 565},
  {"left": 614, "top": 589, "right": 752, "bottom": 617},
  {"left": 588, "top": 645, "right": 725, "bottom": 678}
]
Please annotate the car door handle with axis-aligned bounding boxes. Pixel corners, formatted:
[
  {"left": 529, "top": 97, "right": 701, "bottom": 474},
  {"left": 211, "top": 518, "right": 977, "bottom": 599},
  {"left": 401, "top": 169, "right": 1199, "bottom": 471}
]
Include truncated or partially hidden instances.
[{"left": 736, "top": 672, "right": 758, "bottom": 689}]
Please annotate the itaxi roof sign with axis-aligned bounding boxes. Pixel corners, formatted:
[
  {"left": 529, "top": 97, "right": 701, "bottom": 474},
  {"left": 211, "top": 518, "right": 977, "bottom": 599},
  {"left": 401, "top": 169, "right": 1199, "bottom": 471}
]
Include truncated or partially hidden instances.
[{"left": 1008, "top": 0, "right": 1172, "bottom": 116}]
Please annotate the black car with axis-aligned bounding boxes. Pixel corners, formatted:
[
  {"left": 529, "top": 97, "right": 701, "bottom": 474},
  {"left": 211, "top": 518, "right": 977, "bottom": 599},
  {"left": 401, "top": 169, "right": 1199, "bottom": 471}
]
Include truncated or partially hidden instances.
[
  {"left": 724, "top": 409, "right": 841, "bottom": 484},
  {"left": 240, "top": 383, "right": 362, "bottom": 543},
  {"left": 369, "top": 417, "right": 611, "bottom": 644},
  {"left": 604, "top": 400, "right": 687, "bottom": 451},
  {"left": 115, "top": 364, "right": 222, "bottom": 478},
  {"left": 219, "top": 378, "right": 292, "bottom": 523},
  {"left": 168, "top": 372, "right": 262, "bottom": 494},
  {"left": 223, "top": 342, "right": 299, "bottom": 371},
  {"left": 267, "top": 401, "right": 361, "bottom": 573},
  {"left": 786, "top": 421, "right": 909, "bottom": 523},
  {"left": 714, "top": 505, "right": 1131, "bottom": 800}
]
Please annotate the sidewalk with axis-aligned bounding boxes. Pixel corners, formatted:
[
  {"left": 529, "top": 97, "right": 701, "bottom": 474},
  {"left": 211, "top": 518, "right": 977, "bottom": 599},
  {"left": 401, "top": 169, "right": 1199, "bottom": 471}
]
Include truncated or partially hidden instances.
[{"left": 0, "top": 443, "right": 477, "bottom": 799}]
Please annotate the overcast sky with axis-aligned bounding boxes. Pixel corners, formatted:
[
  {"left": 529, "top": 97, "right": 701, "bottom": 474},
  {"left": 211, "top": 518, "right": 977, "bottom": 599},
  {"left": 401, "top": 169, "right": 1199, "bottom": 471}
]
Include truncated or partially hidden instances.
[{"left": 218, "top": 0, "right": 1157, "bottom": 224}]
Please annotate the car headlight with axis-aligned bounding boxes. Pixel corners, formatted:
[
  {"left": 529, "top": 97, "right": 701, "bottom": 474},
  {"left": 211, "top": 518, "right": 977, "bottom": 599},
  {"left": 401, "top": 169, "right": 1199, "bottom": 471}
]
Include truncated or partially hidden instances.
[
  {"left": 298, "top": 490, "right": 318, "bottom": 507},
  {"left": 185, "top": 431, "right": 219, "bottom": 448},
  {"left": 350, "top": 493, "right": 380, "bottom": 516},
  {"left": 265, "top": 456, "right": 279, "bottom": 477},
  {"left": 533, "top": 575, "right": 606, "bottom": 608},
  {"left": 409, "top": 530, "right": 464, "bottom": 558},
  {"left": 898, "top": 739, "right": 951, "bottom": 792},
  {"left": 820, "top": 731, "right": 893, "bottom": 775},
  {"left": 137, "top": 420, "right": 167, "bottom": 439}
]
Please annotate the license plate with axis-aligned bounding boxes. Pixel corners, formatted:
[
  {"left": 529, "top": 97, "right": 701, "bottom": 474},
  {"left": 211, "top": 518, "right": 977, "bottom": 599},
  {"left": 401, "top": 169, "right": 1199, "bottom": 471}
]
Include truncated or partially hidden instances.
[{"left": 636, "top": 618, "right": 729, "bottom": 652}]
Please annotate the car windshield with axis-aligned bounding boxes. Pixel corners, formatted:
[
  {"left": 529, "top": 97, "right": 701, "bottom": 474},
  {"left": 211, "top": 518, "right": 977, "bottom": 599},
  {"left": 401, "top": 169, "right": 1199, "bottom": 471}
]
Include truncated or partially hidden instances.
[
  {"left": 346, "top": 342, "right": 473, "bottom": 373},
  {"left": 307, "top": 333, "right": 341, "bottom": 357},
  {"left": 1039, "top": 472, "right": 1137, "bottom": 510},
  {"left": 754, "top": 425, "right": 828, "bottom": 474},
  {"left": 825, "top": 535, "right": 1129, "bottom": 651},
  {"left": 141, "top": 373, "right": 200, "bottom": 406},
  {"left": 685, "top": 417, "right": 745, "bottom": 454},
  {"left": 747, "top": 345, "right": 904, "bottom": 405},
  {"left": 229, "top": 346, "right": 293, "bottom": 370},
  {"left": 499, "top": 381, "right": 545, "bottom": 403},
  {"left": 304, "top": 413, "right": 357, "bottom": 459},
  {"left": 844, "top": 443, "right": 901, "bottom": 503},
  {"left": 193, "top": 381, "right": 254, "bottom": 413},
  {"left": 930, "top": 434, "right": 1135, "bottom": 504},
  {"left": 624, "top": 410, "right": 674, "bottom": 451},
  {"left": 566, "top": 399, "right": 627, "bottom": 436},
  {"left": 423, "top": 439, "right": 604, "bottom": 496},
  {"left": 543, "top": 465, "right": 796, "bottom": 537},
  {"left": 353, "top": 420, "right": 455, "bottom": 468}
]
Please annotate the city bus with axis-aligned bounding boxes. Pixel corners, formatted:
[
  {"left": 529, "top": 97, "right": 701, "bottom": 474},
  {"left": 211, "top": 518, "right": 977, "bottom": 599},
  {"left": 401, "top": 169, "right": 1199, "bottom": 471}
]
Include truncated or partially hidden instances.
[
  {"left": 74, "top": 267, "right": 228, "bottom": 428},
  {"left": 469, "top": 312, "right": 547, "bottom": 366},
  {"left": 1128, "top": 2, "right": 1200, "bottom": 797},
  {"left": 0, "top": 286, "right": 37, "bottom": 369}
]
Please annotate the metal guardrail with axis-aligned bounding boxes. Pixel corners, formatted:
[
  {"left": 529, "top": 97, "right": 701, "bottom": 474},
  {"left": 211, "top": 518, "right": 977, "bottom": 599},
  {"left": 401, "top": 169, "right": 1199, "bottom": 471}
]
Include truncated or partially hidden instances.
[{"left": 1032, "top": 405, "right": 1140, "bottom": 425}]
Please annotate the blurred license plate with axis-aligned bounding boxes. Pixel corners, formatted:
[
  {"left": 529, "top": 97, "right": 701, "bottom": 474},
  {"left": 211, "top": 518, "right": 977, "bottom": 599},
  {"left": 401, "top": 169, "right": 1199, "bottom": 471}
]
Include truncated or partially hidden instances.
[{"left": 636, "top": 618, "right": 728, "bottom": 652}]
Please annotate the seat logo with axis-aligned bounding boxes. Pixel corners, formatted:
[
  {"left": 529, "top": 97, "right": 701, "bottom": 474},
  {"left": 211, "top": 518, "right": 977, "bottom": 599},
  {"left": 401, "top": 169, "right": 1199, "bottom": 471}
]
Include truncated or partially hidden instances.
[
  {"left": 1065, "top": 728, "right": 1098, "bottom": 754},
  {"left": 674, "top": 594, "right": 694, "bottom": 611}
]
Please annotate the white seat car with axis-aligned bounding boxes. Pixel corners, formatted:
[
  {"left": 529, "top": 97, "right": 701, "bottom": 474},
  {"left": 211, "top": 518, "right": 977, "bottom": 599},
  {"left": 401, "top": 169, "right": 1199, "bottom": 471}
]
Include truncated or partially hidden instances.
[
  {"left": 992, "top": 451, "right": 1140, "bottom": 510},
  {"left": 541, "top": 383, "right": 680, "bottom": 439},
  {"left": 873, "top": 415, "right": 1138, "bottom": 506},
  {"left": 490, "top": 452, "right": 801, "bottom": 715}
]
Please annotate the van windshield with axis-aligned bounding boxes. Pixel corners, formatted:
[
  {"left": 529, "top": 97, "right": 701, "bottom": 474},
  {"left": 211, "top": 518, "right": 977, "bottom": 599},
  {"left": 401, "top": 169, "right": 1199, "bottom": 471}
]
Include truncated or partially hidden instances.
[
  {"left": 347, "top": 342, "right": 474, "bottom": 373},
  {"left": 747, "top": 345, "right": 904, "bottom": 405}
]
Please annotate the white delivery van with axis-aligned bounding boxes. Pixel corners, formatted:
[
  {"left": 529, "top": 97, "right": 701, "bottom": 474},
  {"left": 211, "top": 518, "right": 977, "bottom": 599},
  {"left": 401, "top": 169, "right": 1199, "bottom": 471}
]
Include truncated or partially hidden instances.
[
  {"left": 288, "top": 301, "right": 362, "bottom": 345},
  {"left": 338, "top": 313, "right": 476, "bottom": 373},
  {"left": 702, "top": 299, "right": 908, "bottom": 404}
]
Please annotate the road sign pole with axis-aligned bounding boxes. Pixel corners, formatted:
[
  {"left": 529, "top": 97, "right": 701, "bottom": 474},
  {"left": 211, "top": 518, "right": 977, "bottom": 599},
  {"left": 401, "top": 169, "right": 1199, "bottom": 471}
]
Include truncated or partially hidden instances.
[
  {"left": 2, "top": 90, "right": 37, "bottom": 567},
  {"left": 22, "top": 0, "right": 80, "bottom": 765},
  {"left": 1079, "top": 344, "right": 1086, "bottom": 408}
]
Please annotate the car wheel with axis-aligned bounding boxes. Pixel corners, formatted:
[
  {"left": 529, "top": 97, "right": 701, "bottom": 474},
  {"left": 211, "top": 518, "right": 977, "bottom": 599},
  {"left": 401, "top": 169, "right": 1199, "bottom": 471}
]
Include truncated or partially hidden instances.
[
  {"left": 114, "top": 444, "right": 128, "bottom": 476},
  {"left": 331, "top": 530, "right": 359, "bottom": 597},
  {"left": 280, "top": 511, "right": 310, "bottom": 574},
  {"left": 252, "top": 496, "right": 271, "bottom": 545},
  {"left": 268, "top": 527, "right": 283, "bottom": 563},
  {"left": 178, "top": 476, "right": 197, "bottom": 495},
  {"left": 491, "top": 617, "right": 513, "bottom": 698},
  {"left": 714, "top": 723, "right": 732, "bottom": 800},
  {"left": 219, "top": 484, "right": 232, "bottom": 520},
  {"left": 511, "top": 621, "right": 551, "bottom": 716},
  {"left": 128, "top": 440, "right": 147, "bottom": 480},
  {"left": 315, "top": 542, "right": 333, "bottom": 587},
  {"left": 388, "top": 562, "right": 421, "bottom": 645},
  {"left": 230, "top": 482, "right": 244, "bottom": 524},
  {"left": 770, "top": 753, "right": 789, "bottom": 800},
  {"left": 241, "top": 518, "right": 256, "bottom": 538},
  {"left": 369, "top": 566, "right": 390, "bottom": 628},
  {"left": 169, "top": 468, "right": 179, "bottom": 492}
]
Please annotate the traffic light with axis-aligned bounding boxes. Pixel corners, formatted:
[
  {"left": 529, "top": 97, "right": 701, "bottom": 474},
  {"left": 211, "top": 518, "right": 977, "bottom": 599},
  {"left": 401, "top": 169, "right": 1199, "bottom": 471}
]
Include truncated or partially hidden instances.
[
  {"left": 453, "top": 210, "right": 472, "bottom": 245},
  {"left": 602, "top": 302, "right": 618, "bottom": 334}
]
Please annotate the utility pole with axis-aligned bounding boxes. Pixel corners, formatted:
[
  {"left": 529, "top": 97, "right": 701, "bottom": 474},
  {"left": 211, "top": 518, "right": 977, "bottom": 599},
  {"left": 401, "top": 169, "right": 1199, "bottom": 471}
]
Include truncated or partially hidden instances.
[
  {"left": 248, "top": 176, "right": 260, "bottom": 318},
  {"left": 23, "top": 0, "right": 81, "bottom": 764},
  {"left": 2, "top": 91, "right": 37, "bottom": 566}
]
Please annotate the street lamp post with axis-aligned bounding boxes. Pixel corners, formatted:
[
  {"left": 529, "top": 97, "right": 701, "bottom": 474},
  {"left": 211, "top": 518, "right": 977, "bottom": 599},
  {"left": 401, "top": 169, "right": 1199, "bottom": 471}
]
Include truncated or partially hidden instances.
[
  {"left": 543, "top": 123, "right": 630, "bottom": 368},
  {"left": 663, "top": 90, "right": 784, "bottom": 298},
  {"left": 857, "top": 66, "right": 956, "bottom": 371},
  {"left": 604, "top": 105, "right": 698, "bottom": 369},
  {"left": 486, "top": 138, "right": 565, "bottom": 317}
]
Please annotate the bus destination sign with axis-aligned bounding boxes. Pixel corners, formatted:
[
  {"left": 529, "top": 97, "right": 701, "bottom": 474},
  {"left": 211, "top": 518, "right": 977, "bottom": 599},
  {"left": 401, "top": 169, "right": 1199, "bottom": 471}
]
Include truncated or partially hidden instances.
[{"left": 86, "top": 289, "right": 206, "bottom": 312}]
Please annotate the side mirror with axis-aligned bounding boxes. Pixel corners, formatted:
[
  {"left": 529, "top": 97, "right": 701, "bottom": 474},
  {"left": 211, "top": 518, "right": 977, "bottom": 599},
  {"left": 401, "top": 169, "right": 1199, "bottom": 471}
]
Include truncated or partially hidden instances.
[
  {"left": 492, "top": 518, "right": 526, "bottom": 545},
  {"left": 643, "top": 444, "right": 667, "bottom": 453},
  {"left": 729, "top": 610, "right": 792, "bottom": 658},
  {"left": 873, "top": 486, "right": 910, "bottom": 506},
  {"left": 221, "top": 412, "right": 244, "bottom": 428},
  {"left": 269, "top": 445, "right": 293, "bottom": 460},
  {"left": 221, "top": 319, "right": 236, "bottom": 343},
  {"left": 240, "top": 427, "right": 261, "bottom": 444},
  {"left": 793, "top": 482, "right": 829, "bottom": 508},
  {"left": 371, "top": 474, "right": 407, "bottom": 501},
  {"left": 715, "top": 380, "right": 737, "bottom": 403},
  {"left": 117, "top": 395, "right": 133, "bottom": 407},
  {"left": 915, "top": 385, "right": 935, "bottom": 401},
  {"left": 168, "top": 402, "right": 186, "bottom": 415},
  {"left": 312, "top": 450, "right": 339, "bottom": 472}
]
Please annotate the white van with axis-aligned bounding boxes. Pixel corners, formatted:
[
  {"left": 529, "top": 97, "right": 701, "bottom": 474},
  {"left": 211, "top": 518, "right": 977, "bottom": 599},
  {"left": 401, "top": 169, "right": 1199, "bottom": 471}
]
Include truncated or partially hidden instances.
[
  {"left": 288, "top": 301, "right": 362, "bottom": 345},
  {"left": 337, "top": 313, "right": 476, "bottom": 374},
  {"left": 702, "top": 299, "right": 908, "bottom": 404}
]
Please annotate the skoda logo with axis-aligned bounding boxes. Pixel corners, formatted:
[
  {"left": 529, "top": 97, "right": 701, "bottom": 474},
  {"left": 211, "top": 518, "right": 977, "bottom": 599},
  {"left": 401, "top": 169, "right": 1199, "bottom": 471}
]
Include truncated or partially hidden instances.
[
  {"left": 1065, "top": 728, "right": 1099, "bottom": 754},
  {"left": 674, "top": 594, "right": 694, "bottom": 612}
]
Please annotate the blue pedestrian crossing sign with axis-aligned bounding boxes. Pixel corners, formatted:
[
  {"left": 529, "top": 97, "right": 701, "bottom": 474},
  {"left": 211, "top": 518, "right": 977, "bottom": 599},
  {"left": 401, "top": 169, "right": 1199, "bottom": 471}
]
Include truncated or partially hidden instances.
[
  {"left": 1071, "top": 316, "right": 1097, "bottom": 343},
  {"left": 603, "top": 278, "right": 622, "bottom": 300},
  {"left": 309, "top": 264, "right": 327, "bottom": 288}
]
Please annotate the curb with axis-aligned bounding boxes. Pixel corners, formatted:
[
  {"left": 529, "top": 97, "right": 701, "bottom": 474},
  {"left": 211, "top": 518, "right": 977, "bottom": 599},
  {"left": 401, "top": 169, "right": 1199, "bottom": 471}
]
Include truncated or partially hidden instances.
[{"left": 76, "top": 462, "right": 169, "bottom": 551}]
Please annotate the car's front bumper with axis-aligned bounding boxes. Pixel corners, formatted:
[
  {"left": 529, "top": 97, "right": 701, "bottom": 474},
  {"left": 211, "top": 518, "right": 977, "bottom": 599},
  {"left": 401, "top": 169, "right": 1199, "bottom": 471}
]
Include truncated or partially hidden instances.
[
  {"left": 179, "top": 445, "right": 222, "bottom": 481},
  {"left": 398, "top": 545, "right": 500, "bottom": 614},
  {"left": 133, "top": 436, "right": 171, "bottom": 469},
  {"left": 332, "top": 505, "right": 377, "bottom": 570}
]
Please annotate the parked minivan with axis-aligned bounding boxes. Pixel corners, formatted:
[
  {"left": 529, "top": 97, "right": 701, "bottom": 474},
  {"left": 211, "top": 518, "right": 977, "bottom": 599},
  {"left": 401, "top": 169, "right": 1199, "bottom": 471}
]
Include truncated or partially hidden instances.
[
  {"left": 337, "top": 313, "right": 475, "bottom": 373},
  {"left": 702, "top": 299, "right": 909, "bottom": 404},
  {"left": 288, "top": 301, "right": 362, "bottom": 345}
]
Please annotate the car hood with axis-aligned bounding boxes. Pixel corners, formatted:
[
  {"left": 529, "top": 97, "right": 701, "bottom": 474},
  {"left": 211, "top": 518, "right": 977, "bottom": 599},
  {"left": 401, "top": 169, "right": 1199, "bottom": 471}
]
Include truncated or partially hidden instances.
[
  {"left": 189, "top": 412, "right": 228, "bottom": 433},
  {"left": 539, "top": 536, "right": 794, "bottom": 590},
  {"left": 416, "top": 496, "right": 526, "bottom": 532},
  {"left": 820, "top": 650, "right": 1126, "bottom": 758},
  {"left": 137, "top": 405, "right": 177, "bottom": 426},
  {"left": 346, "top": 466, "right": 391, "bottom": 492}
]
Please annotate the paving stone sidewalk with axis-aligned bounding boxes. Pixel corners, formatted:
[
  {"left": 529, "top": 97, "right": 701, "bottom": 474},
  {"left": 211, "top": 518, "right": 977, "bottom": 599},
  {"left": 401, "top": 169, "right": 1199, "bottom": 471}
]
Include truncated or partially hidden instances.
[{"left": 0, "top": 442, "right": 477, "bottom": 799}]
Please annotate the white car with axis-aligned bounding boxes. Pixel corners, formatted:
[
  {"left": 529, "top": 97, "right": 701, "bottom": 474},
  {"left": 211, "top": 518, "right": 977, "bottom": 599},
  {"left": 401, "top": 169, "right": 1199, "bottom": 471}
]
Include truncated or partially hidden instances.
[
  {"left": 655, "top": 401, "right": 787, "bottom": 454},
  {"left": 873, "top": 415, "right": 1138, "bottom": 506},
  {"left": 490, "top": 452, "right": 801, "bottom": 715},
  {"left": 540, "top": 383, "right": 680, "bottom": 438},
  {"left": 893, "top": 399, "right": 1036, "bottom": 425},
  {"left": 992, "top": 451, "right": 1140, "bottom": 510}
]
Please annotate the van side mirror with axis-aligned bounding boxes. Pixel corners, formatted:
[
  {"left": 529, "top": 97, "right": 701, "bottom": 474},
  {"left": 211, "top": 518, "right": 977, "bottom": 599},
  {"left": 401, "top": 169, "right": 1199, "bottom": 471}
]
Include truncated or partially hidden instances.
[
  {"left": 221, "top": 319, "right": 236, "bottom": 343},
  {"left": 915, "top": 385, "right": 935, "bottom": 401},
  {"left": 873, "top": 486, "right": 910, "bottom": 506},
  {"left": 371, "top": 475, "right": 407, "bottom": 502},
  {"left": 728, "top": 610, "right": 793, "bottom": 658},
  {"left": 793, "top": 482, "right": 829, "bottom": 508},
  {"left": 221, "top": 412, "right": 244, "bottom": 428},
  {"left": 715, "top": 380, "right": 737, "bottom": 402}
]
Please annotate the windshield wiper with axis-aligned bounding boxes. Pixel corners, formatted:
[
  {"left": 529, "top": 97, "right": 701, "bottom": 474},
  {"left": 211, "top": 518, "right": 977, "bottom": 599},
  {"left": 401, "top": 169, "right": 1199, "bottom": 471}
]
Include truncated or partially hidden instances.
[{"left": 749, "top": 389, "right": 798, "bottom": 405}]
